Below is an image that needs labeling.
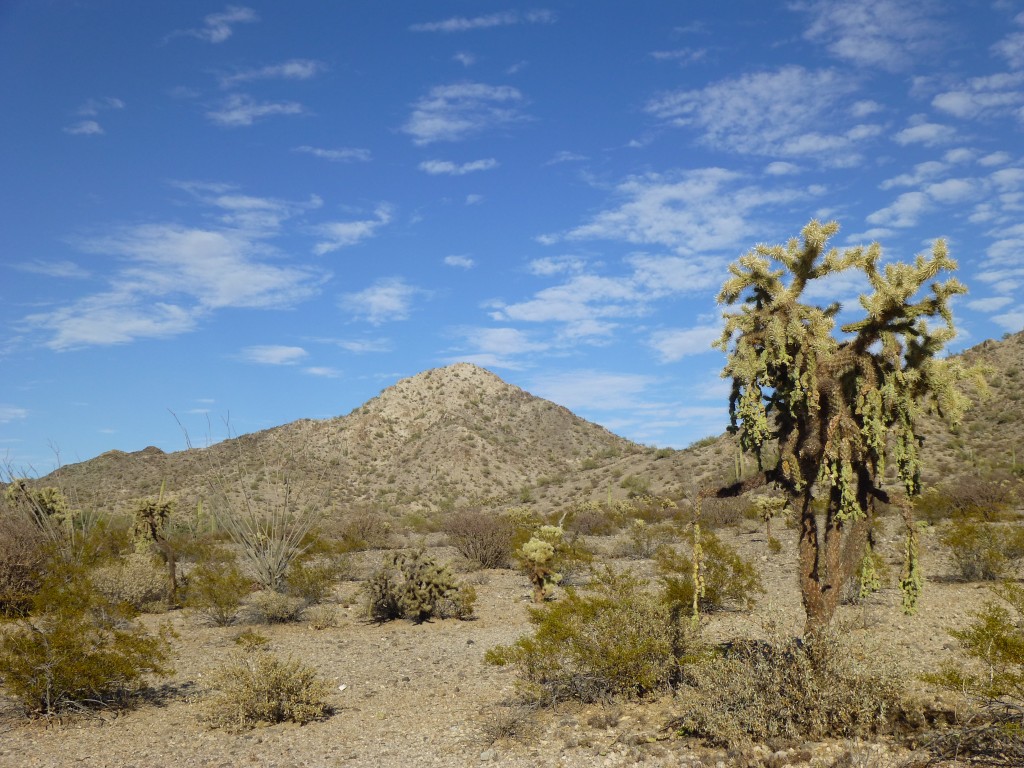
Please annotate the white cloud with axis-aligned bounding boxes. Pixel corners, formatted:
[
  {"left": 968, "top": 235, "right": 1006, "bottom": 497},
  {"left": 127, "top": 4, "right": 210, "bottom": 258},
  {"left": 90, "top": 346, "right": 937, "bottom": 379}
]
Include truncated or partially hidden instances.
[
  {"left": 650, "top": 48, "right": 707, "bottom": 65},
  {"left": 64, "top": 120, "right": 103, "bottom": 136},
  {"left": 850, "top": 99, "right": 884, "bottom": 117},
  {"left": 304, "top": 366, "right": 341, "bottom": 378},
  {"left": 240, "top": 345, "right": 308, "bottom": 365},
  {"left": 220, "top": 59, "right": 324, "bottom": 87},
  {"left": 979, "top": 152, "right": 1012, "bottom": 167},
  {"left": 993, "top": 310, "right": 1024, "bottom": 332},
  {"left": 966, "top": 296, "right": 1014, "bottom": 312},
  {"left": 293, "top": 146, "right": 371, "bottom": 163},
  {"left": 465, "top": 194, "right": 484, "bottom": 205},
  {"left": 546, "top": 150, "right": 587, "bottom": 165},
  {"left": 179, "top": 5, "right": 258, "bottom": 43},
  {"left": 341, "top": 277, "right": 423, "bottom": 324},
  {"left": 797, "top": 0, "right": 945, "bottom": 72},
  {"left": 866, "top": 191, "right": 931, "bottom": 227},
  {"left": 23, "top": 200, "right": 324, "bottom": 351},
  {"left": 646, "top": 66, "right": 866, "bottom": 163},
  {"left": 410, "top": 10, "right": 555, "bottom": 33},
  {"left": 528, "top": 256, "right": 585, "bottom": 276},
  {"left": 648, "top": 325, "right": 720, "bottom": 363},
  {"left": 453, "top": 326, "right": 549, "bottom": 368},
  {"left": 444, "top": 255, "right": 475, "bottom": 268},
  {"left": 0, "top": 406, "right": 28, "bottom": 424},
  {"left": 526, "top": 371, "right": 657, "bottom": 412},
  {"left": 78, "top": 97, "right": 124, "bottom": 116},
  {"left": 765, "top": 161, "right": 800, "bottom": 176},
  {"left": 403, "top": 82, "right": 526, "bottom": 144},
  {"left": 926, "top": 178, "right": 978, "bottom": 204},
  {"left": 932, "top": 73, "right": 1024, "bottom": 120},
  {"left": 453, "top": 52, "right": 476, "bottom": 67},
  {"left": 892, "top": 117, "right": 957, "bottom": 146},
  {"left": 880, "top": 160, "right": 948, "bottom": 189},
  {"left": 992, "top": 13, "right": 1024, "bottom": 69},
  {"left": 206, "top": 94, "right": 303, "bottom": 127},
  {"left": 314, "top": 204, "right": 392, "bottom": 255},
  {"left": 14, "top": 260, "right": 91, "bottom": 279},
  {"left": 418, "top": 158, "right": 499, "bottom": 175},
  {"left": 552, "top": 168, "right": 803, "bottom": 253},
  {"left": 332, "top": 338, "right": 392, "bottom": 353}
]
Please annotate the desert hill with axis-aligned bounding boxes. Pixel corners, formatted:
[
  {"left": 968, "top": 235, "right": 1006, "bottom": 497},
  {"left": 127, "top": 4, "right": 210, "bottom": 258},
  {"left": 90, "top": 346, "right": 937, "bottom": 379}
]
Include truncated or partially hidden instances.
[{"left": 27, "top": 331, "right": 1024, "bottom": 518}]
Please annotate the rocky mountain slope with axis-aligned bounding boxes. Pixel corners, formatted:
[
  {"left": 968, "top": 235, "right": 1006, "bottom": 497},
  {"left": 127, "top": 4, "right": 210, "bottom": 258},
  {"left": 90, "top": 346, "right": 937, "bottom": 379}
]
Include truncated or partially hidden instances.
[{"left": 25, "top": 331, "right": 1024, "bottom": 519}]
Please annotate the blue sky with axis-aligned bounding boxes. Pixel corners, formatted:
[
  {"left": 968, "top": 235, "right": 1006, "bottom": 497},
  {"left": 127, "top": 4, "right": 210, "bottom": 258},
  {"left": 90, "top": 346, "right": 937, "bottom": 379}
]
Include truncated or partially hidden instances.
[{"left": 2, "top": 1, "right": 1023, "bottom": 471}]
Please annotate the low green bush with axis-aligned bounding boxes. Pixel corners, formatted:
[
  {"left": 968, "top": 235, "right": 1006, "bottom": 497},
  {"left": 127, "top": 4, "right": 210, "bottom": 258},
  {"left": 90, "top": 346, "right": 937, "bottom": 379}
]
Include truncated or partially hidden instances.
[
  {"left": 941, "top": 520, "right": 1024, "bottom": 581},
  {"left": 656, "top": 529, "right": 763, "bottom": 613},
  {"left": 0, "top": 563, "right": 173, "bottom": 716},
  {"left": 184, "top": 554, "right": 251, "bottom": 626},
  {"left": 485, "top": 569, "right": 695, "bottom": 703},
  {"left": 201, "top": 649, "right": 332, "bottom": 731},
  {"left": 922, "top": 583, "right": 1024, "bottom": 764}
]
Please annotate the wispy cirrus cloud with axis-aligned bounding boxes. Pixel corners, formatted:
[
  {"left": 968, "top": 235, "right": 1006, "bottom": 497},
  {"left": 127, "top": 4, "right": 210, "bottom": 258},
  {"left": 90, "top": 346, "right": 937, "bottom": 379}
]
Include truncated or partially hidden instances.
[
  {"left": 23, "top": 188, "right": 326, "bottom": 351},
  {"left": 64, "top": 120, "right": 104, "bottom": 136},
  {"left": 0, "top": 405, "right": 29, "bottom": 424},
  {"left": 293, "top": 146, "right": 371, "bottom": 163},
  {"left": 992, "top": 11, "right": 1024, "bottom": 69},
  {"left": 174, "top": 5, "right": 258, "bottom": 44},
  {"left": 649, "top": 325, "right": 720, "bottom": 363},
  {"left": 450, "top": 326, "right": 548, "bottom": 369},
  {"left": 304, "top": 366, "right": 341, "bottom": 378},
  {"left": 418, "top": 158, "right": 498, "bottom": 175},
  {"left": 646, "top": 66, "right": 873, "bottom": 164},
  {"left": 239, "top": 345, "right": 308, "bottom": 365},
  {"left": 341, "top": 277, "right": 425, "bottom": 324},
  {"left": 313, "top": 204, "right": 392, "bottom": 255},
  {"left": 409, "top": 10, "right": 555, "bottom": 33},
  {"left": 403, "top": 83, "right": 526, "bottom": 144},
  {"left": 220, "top": 59, "right": 324, "bottom": 88},
  {"left": 206, "top": 94, "right": 304, "bottom": 127},
  {"left": 795, "top": 0, "right": 946, "bottom": 72},
  {"left": 13, "top": 260, "right": 91, "bottom": 279}
]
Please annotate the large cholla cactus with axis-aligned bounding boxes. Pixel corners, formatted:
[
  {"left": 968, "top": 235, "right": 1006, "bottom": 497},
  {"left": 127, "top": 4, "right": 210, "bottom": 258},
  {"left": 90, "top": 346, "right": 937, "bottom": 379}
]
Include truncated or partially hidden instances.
[{"left": 715, "top": 220, "right": 983, "bottom": 634}]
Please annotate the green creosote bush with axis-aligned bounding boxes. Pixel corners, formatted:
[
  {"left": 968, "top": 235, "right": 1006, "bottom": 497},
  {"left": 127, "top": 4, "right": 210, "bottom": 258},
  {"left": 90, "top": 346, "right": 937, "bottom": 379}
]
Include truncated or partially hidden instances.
[
  {"left": 246, "top": 589, "right": 308, "bottom": 624},
  {"left": 915, "top": 471, "right": 1020, "bottom": 525},
  {"left": 442, "top": 507, "right": 515, "bottom": 569},
  {"left": 183, "top": 552, "right": 251, "bottom": 626},
  {"left": 656, "top": 529, "right": 763, "bottom": 613},
  {"left": 336, "top": 507, "right": 393, "bottom": 551},
  {"left": 941, "top": 520, "right": 1024, "bottom": 581},
  {"left": 922, "top": 582, "right": 1024, "bottom": 764},
  {"left": 485, "top": 568, "right": 695, "bottom": 704},
  {"left": 0, "top": 562, "right": 173, "bottom": 717},
  {"left": 0, "top": 508, "right": 48, "bottom": 616},
  {"left": 673, "top": 624, "right": 908, "bottom": 747},
  {"left": 201, "top": 649, "right": 332, "bottom": 731},
  {"left": 364, "top": 549, "right": 475, "bottom": 623},
  {"left": 284, "top": 557, "right": 340, "bottom": 604}
]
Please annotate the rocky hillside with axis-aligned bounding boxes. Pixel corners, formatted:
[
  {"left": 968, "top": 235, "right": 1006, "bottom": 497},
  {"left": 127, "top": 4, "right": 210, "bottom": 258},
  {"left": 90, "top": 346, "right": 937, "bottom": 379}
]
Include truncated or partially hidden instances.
[{"left": 24, "top": 331, "right": 1024, "bottom": 518}]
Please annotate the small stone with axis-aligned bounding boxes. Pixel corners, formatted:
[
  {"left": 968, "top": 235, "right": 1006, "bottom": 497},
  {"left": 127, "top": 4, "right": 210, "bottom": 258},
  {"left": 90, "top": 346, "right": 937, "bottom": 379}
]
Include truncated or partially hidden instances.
[{"left": 479, "top": 748, "right": 495, "bottom": 761}]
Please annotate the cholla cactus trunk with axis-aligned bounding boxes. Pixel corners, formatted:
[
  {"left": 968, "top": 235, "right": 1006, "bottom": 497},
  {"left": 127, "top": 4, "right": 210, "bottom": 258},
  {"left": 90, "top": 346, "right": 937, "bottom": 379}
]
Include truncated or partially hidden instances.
[{"left": 715, "top": 220, "right": 984, "bottom": 635}]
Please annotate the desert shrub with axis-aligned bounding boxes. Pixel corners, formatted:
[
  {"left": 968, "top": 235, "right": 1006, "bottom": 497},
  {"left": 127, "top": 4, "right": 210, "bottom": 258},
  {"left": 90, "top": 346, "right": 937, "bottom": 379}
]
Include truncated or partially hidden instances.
[
  {"left": 656, "top": 529, "right": 763, "bottom": 613},
  {"left": 442, "top": 508, "right": 514, "bottom": 568},
  {"left": 306, "top": 604, "right": 338, "bottom": 630},
  {"left": 941, "top": 520, "right": 1024, "bottom": 581},
  {"left": 673, "top": 626, "right": 907, "bottom": 747},
  {"left": 485, "top": 569, "right": 694, "bottom": 703},
  {"left": 337, "top": 507, "right": 393, "bottom": 551},
  {"left": 364, "top": 549, "right": 474, "bottom": 623},
  {"left": 0, "top": 563, "right": 172, "bottom": 716},
  {"left": 917, "top": 472, "right": 1020, "bottom": 524},
  {"left": 184, "top": 555, "right": 251, "bottom": 626},
  {"left": 563, "top": 501, "right": 620, "bottom": 536},
  {"left": 201, "top": 649, "right": 331, "bottom": 731},
  {"left": 0, "top": 509, "right": 48, "bottom": 616},
  {"left": 619, "top": 474, "right": 651, "bottom": 498},
  {"left": 284, "top": 557, "right": 339, "bottom": 603},
  {"left": 91, "top": 552, "right": 169, "bottom": 611},
  {"left": 699, "top": 496, "right": 751, "bottom": 528},
  {"left": 615, "top": 519, "right": 680, "bottom": 559},
  {"left": 246, "top": 589, "right": 307, "bottom": 624},
  {"left": 922, "top": 583, "right": 1024, "bottom": 764}
]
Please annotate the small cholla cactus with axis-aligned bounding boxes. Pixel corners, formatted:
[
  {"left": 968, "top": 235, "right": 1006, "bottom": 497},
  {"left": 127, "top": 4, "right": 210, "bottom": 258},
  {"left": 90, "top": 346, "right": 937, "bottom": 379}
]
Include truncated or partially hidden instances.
[{"left": 518, "top": 525, "right": 565, "bottom": 602}]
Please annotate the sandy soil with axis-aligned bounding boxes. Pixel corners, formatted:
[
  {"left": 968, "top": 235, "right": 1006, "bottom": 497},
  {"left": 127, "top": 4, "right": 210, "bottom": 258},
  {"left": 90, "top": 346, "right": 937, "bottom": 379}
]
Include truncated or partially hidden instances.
[{"left": 0, "top": 523, "right": 995, "bottom": 768}]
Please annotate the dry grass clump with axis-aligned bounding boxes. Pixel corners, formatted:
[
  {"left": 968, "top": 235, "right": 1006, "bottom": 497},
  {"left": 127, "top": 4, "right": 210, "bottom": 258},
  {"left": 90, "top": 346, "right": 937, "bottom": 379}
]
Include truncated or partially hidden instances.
[
  {"left": 442, "top": 507, "right": 514, "bottom": 568},
  {"left": 90, "top": 552, "right": 169, "bottom": 611},
  {"left": 200, "top": 649, "right": 332, "bottom": 731},
  {"left": 673, "top": 625, "right": 908, "bottom": 748}
]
